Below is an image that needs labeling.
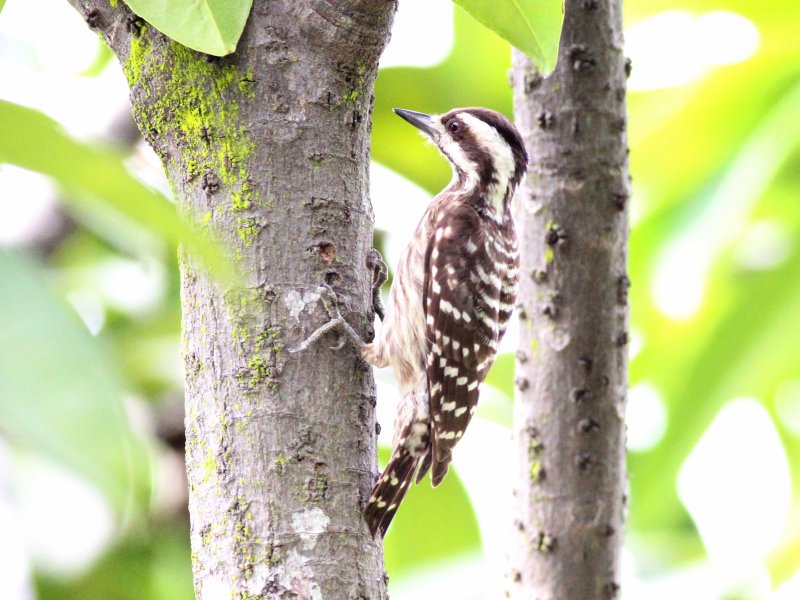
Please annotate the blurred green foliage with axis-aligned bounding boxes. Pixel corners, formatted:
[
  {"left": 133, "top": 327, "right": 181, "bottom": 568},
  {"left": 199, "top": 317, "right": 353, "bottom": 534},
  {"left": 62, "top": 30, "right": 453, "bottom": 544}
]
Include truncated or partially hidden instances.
[
  {"left": 1, "top": 0, "right": 799, "bottom": 598},
  {"left": 380, "top": 446, "right": 482, "bottom": 578},
  {"left": 0, "top": 250, "right": 151, "bottom": 510},
  {"left": 0, "top": 100, "right": 235, "bottom": 282},
  {"left": 36, "top": 519, "right": 194, "bottom": 600}
]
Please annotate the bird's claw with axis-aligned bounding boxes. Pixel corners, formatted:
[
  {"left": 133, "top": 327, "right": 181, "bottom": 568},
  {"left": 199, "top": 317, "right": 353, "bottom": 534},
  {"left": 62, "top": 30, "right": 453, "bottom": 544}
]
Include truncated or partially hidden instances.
[
  {"left": 329, "top": 335, "right": 347, "bottom": 351},
  {"left": 367, "top": 248, "right": 388, "bottom": 321},
  {"left": 289, "top": 285, "right": 366, "bottom": 353}
]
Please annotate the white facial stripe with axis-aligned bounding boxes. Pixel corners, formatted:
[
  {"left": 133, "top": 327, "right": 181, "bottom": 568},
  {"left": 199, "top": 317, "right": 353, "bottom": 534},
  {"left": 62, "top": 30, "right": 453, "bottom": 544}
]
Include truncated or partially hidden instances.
[
  {"left": 431, "top": 114, "right": 480, "bottom": 191},
  {"left": 428, "top": 111, "right": 518, "bottom": 206},
  {"left": 458, "top": 113, "right": 516, "bottom": 208},
  {"left": 458, "top": 113, "right": 516, "bottom": 179}
]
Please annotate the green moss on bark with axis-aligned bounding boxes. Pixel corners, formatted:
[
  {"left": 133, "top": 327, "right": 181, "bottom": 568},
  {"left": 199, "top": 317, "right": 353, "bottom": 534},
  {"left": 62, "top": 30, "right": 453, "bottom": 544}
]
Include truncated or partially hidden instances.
[{"left": 124, "top": 32, "right": 256, "bottom": 228}]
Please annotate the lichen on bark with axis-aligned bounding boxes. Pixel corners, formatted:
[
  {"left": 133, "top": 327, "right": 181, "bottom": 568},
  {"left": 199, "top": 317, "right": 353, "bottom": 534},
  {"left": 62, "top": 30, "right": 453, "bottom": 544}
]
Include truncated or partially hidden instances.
[{"left": 123, "top": 26, "right": 256, "bottom": 242}]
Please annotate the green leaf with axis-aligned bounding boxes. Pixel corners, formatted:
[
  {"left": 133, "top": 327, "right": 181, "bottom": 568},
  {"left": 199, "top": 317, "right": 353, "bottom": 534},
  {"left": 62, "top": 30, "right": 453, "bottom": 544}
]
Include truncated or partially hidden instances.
[
  {"left": 0, "top": 100, "right": 234, "bottom": 283},
  {"left": 0, "top": 251, "right": 150, "bottom": 510},
  {"left": 0, "top": 0, "right": 5, "bottom": 15},
  {"left": 123, "top": 0, "right": 253, "bottom": 56},
  {"left": 452, "top": 0, "right": 563, "bottom": 75}
]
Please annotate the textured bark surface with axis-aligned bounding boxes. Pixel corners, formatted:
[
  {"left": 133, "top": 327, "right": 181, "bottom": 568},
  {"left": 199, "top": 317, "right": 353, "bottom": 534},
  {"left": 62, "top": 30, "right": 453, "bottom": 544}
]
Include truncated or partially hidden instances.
[
  {"left": 68, "top": 1, "right": 395, "bottom": 598},
  {"left": 508, "top": 1, "right": 630, "bottom": 598}
]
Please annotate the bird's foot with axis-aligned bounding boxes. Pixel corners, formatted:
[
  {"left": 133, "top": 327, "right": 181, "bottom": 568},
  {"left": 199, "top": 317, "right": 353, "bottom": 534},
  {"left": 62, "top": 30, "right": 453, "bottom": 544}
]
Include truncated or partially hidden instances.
[
  {"left": 367, "top": 248, "right": 388, "bottom": 321},
  {"left": 289, "top": 285, "right": 366, "bottom": 353}
]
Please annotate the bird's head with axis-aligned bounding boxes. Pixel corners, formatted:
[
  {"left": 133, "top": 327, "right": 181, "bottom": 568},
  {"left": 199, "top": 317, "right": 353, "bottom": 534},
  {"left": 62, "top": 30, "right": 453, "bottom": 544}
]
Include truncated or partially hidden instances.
[{"left": 394, "top": 107, "right": 528, "bottom": 204}]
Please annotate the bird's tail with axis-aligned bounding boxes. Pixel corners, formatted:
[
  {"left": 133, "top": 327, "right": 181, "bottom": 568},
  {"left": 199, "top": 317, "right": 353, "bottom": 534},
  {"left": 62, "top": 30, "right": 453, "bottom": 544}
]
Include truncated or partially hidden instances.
[{"left": 364, "top": 447, "right": 419, "bottom": 537}]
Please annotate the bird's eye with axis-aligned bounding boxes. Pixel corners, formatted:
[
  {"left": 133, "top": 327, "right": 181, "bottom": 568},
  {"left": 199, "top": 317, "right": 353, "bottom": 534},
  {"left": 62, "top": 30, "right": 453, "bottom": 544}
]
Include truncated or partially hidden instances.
[{"left": 446, "top": 119, "right": 461, "bottom": 134}]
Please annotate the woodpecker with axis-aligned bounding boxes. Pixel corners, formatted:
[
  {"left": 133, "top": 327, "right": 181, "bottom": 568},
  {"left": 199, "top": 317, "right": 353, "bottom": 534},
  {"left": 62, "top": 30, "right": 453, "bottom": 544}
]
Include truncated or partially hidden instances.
[{"left": 293, "top": 107, "right": 528, "bottom": 537}]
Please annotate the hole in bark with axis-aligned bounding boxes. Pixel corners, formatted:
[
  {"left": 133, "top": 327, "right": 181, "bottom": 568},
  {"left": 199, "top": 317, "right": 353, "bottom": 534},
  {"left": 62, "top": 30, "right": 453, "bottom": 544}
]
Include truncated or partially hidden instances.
[
  {"left": 524, "top": 71, "right": 544, "bottom": 94},
  {"left": 600, "top": 524, "right": 616, "bottom": 537},
  {"left": 577, "top": 453, "right": 597, "bottom": 471},
  {"left": 310, "top": 242, "right": 336, "bottom": 264},
  {"left": 545, "top": 224, "right": 567, "bottom": 246},
  {"left": 578, "top": 418, "right": 601, "bottom": 434},
  {"left": 534, "top": 531, "right": 557, "bottom": 553},
  {"left": 325, "top": 271, "right": 341, "bottom": 286},
  {"left": 572, "top": 388, "right": 594, "bottom": 403},
  {"left": 617, "top": 274, "right": 631, "bottom": 304},
  {"left": 537, "top": 111, "right": 555, "bottom": 129},
  {"left": 85, "top": 8, "right": 100, "bottom": 27},
  {"left": 531, "top": 268, "right": 548, "bottom": 283},
  {"left": 126, "top": 16, "right": 144, "bottom": 35},
  {"left": 569, "top": 44, "right": 596, "bottom": 71},
  {"left": 612, "top": 192, "right": 628, "bottom": 211},
  {"left": 541, "top": 303, "right": 559, "bottom": 319},
  {"left": 578, "top": 355, "right": 594, "bottom": 372},
  {"left": 351, "top": 110, "right": 363, "bottom": 130}
]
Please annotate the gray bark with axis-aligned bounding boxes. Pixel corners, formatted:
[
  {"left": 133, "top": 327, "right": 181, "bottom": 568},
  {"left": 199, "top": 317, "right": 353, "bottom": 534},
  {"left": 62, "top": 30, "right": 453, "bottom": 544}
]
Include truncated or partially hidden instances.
[
  {"left": 508, "top": 0, "right": 630, "bottom": 598},
  {"left": 68, "top": 1, "right": 395, "bottom": 598}
]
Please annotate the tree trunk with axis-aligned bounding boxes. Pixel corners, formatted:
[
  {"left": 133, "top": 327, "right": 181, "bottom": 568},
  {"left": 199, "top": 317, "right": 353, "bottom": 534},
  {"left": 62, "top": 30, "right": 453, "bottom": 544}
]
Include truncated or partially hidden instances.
[
  {"left": 68, "top": 1, "right": 395, "bottom": 598},
  {"left": 508, "top": 0, "right": 630, "bottom": 598}
]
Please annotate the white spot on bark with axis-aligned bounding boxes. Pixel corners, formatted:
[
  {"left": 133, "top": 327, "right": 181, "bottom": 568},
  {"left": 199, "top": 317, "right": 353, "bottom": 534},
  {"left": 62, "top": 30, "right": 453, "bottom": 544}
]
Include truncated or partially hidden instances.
[
  {"left": 546, "top": 326, "right": 572, "bottom": 352},
  {"left": 270, "top": 550, "right": 324, "bottom": 600},
  {"left": 200, "top": 576, "right": 230, "bottom": 600},
  {"left": 292, "top": 507, "right": 330, "bottom": 550},
  {"left": 284, "top": 290, "right": 322, "bottom": 319}
]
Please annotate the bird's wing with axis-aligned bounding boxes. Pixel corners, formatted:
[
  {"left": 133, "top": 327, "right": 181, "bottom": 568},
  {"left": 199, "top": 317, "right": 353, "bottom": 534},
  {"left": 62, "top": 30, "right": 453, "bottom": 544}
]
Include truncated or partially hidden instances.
[{"left": 423, "top": 204, "right": 504, "bottom": 485}]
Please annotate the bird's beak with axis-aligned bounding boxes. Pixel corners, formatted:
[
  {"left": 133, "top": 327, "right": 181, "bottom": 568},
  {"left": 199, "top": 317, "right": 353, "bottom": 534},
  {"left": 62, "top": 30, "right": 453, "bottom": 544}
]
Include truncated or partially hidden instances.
[{"left": 393, "top": 108, "right": 439, "bottom": 141}]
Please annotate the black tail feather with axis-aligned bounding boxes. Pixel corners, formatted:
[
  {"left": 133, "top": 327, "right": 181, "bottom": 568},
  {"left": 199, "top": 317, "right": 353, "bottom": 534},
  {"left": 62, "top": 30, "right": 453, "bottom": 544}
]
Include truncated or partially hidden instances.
[
  {"left": 415, "top": 445, "right": 433, "bottom": 484},
  {"left": 431, "top": 453, "right": 451, "bottom": 487},
  {"left": 364, "top": 449, "right": 418, "bottom": 537}
]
